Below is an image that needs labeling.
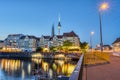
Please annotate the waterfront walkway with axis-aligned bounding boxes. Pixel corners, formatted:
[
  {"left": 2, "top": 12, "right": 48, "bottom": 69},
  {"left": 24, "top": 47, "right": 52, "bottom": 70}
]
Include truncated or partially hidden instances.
[{"left": 83, "top": 53, "right": 120, "bottom": 80}]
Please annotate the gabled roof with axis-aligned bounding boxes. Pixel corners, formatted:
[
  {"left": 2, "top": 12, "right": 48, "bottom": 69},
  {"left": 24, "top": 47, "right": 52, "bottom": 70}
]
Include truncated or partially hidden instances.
[
  {"left": 49, "top": 37, "right": 53, "bottom": 41},
  {"left": 112, "top": 38, "right": 120, "bottom": 44},
  {"left": 63, "top": 31, "right": 78, "bottom": 37},
  {"left": 103, "top": 45, "right": 111, "bottom": 47},
  {"left": 28, "top": 35, "right": 37, "bottom": 39},
  {"left": 43, "top": 36, "right": 51, "bottom": 39},
  {"left": 0, "top": 40, "right": 4, "bottom": 43},
  {"left": 56, "top": 35, "right": 63, "bottom": 39},
  {"left": 20, "top": 35, "right": 37, "bottom": 39},
  {"left": 8, "top": 34, "right": 23, "bottom": 37},
  {"left": 20, "top": 36, "right": 26, "bottom": 39}
]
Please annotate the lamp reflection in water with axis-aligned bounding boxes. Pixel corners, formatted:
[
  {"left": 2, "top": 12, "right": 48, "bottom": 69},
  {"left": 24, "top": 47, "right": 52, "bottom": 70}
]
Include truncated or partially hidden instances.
[
  {"left": 1, "top": 59, "right": 21, "bottom": 72},
  {"left": 28, "top": 63, "right": 31, "bottom": 74}
]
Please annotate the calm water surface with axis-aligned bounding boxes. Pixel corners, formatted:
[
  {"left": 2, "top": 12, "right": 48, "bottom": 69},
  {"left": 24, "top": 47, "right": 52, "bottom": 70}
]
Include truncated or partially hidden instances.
[{"left": 0, "top": 58, "right": 77, "bottom": 80}]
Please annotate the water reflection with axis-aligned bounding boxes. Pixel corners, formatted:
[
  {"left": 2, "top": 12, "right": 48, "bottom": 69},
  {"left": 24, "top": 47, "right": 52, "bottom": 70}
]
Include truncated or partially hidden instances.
[
  {"left": 0, "top": 58, "right": 77, "bottom": 80},
  {"left": 1, "top": 59, "right": 20, "bottom": 72},
  {"left": 0, "top": 58, "right": 32, "bottom": 80},
  {"left": 32, "top": 58, "right": 77, "bottom": 78}
]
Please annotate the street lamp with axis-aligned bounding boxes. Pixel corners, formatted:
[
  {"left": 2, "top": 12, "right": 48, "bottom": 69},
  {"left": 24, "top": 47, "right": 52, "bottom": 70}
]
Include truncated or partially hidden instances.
[
  {"left": 99, "top": 2, "right": 109, "bottom": 52},
  {"left": 90, "top": 31, "right": 94, "bottom": 53}
]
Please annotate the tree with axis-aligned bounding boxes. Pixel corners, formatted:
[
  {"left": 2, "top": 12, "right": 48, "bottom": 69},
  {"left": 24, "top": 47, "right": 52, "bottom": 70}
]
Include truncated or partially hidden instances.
[
  {"left": 57, "top": 46, "right": 63, "bottom": 52},
  {"left": 63, "top": 40, "right": 72, "bottom": 46},
  {"left": 62, "top": 40, "right": 72, "bottom": 52},
  {"left": 80, "top": 42, "right": 89, "bottom": 53},
  {"left": 50, "top": 46, "right": 56, "bottom": 52},
  {"left": 36, "top": 47, "right": 43, "bottom": 52},
  {"left": 0, "top": 47, "right": 2, "bottom": 50}
]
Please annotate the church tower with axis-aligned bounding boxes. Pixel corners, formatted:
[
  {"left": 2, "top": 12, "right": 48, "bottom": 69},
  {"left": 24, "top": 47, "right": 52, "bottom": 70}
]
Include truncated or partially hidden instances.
[
  {"left": 51, "top": 24, "right": 55, "bottom": 37},
  {"left": 58, "top": 17, "right": 61, "bottom": 35}
]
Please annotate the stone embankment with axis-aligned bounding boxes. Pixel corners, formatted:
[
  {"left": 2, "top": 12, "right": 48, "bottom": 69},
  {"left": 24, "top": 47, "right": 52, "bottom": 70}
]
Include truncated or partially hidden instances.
[{"left": 0, "top": 52, "right": 81, "bottom": 60}]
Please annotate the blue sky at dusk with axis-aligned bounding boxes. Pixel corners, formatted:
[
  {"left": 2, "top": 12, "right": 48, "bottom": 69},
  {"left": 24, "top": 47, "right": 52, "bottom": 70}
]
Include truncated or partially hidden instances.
[{"left": 0, "top": 0, "right": 120, "bottom": 47}]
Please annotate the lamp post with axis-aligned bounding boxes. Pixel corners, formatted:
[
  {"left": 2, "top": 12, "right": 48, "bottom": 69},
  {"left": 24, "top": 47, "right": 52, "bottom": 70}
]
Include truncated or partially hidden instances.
[
  {"left": 90, "top": 31, "right": 94, "bottom": 53},
  {"left": 99, "top": 2, "right": 109, "bottom": 52}
]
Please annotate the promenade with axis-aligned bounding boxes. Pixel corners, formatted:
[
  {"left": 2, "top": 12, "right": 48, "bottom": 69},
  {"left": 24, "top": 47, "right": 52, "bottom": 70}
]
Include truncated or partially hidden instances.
[{"left": 83, "top": 53, "right": 120, "bottom": 80}]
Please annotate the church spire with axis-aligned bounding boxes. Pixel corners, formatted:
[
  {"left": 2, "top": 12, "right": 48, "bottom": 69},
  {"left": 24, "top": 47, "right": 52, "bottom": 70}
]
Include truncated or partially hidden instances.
[
  {"left": 58, "top": 15, "right": 61, "bottom": 35},
  {"left": 51, "top": 24, "right": 55, "bottom": 37}
]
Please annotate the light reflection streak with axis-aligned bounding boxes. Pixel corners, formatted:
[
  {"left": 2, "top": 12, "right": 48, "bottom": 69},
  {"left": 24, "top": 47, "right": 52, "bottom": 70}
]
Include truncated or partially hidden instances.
[
  {"left": 31, "top": 58, "right": 77, "bottom": 77},
  {"left": 28, "top": 63, "right": 31, "bottom": 74},
  {"left": 0, "top": 58, "right": 77, "bottom": 79},
  {"left": 1, "top": 59, "right": 21, "bottom": 72}
]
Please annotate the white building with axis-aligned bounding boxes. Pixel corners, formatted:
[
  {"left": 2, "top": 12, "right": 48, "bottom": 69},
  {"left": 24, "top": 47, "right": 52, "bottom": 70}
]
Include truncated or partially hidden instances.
[
  {"left": 52, "top": 35, "right": 63, "bottom": 47},
  {"left": 4, "top": 34, "right": 24, "bottom": 48},
  {"left": 19, "top": 35, "right": 38, "bottom": 52},
  {"left": 39, "top": 31, "right": 80, "bottom": 48},
  {"left": 40, "top": 35, "right": 51, "bottom": 48}
]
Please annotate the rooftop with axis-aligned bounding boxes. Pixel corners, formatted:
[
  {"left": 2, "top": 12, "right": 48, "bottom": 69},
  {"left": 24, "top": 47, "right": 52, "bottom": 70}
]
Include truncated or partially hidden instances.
[
  {"left": 63, "top": 31, "right": 78, "bottom": 37},
  {"left": 112, "top": 38, "right": 120, "bottom": 44}
]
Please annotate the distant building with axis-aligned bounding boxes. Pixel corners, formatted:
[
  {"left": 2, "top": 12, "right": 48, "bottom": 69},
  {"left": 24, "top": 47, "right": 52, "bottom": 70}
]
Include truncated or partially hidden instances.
[
  {"left": 19, "top": 35, "right": 38, "bottom": 52},
  {"left": 39, "top": 31, "right": 80, "bottom": 49},
  {"left": 95, "top": 44, "right": 112, "bottom": 51},
  {"left": 0, "top": 40, "right": 4, "bottom": 48},
  {"left": 112, "top": 38, "right": 120, "bottom": 52},
  {"left": 4, "top": 34, "right": 24, "bottom": 48},
  {"left": 103, "top": 45, "right": 112, "bottom": 51},
  {"left": 63, "top": 31, "right": 80, "bottom": 47},
  {"left": 95, "top": 44, "right": 101, "bottom": 50},
  {"left": 40, "top": 35, "right": 51, "bottom": 48},
  {"left": 52, "top": 35, "right": 63, "bottom": 47}
]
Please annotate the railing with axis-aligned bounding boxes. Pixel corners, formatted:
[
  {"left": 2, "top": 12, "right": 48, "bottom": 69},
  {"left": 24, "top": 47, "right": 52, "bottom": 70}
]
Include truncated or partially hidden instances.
[{"left": 69, "top": 54, "right": 84, "bottom": 80}]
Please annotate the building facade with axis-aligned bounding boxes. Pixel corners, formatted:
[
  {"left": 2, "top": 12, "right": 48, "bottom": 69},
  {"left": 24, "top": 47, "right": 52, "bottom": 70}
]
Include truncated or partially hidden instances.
[
  {"left": 4, "top": 34, "right": 24, "bottom": 48},
  {"left": 63, "top": 31, "right": 80, "bottom": 47},
  {"left": 19, "top": 35, "right": 38, "bottom": 52},
  {"left": 112, "top": 38, "right": 120, "bottom": 52},
  {"left": 0, "top": 40, "right": 4, "bottom": 48},
  {"left": 4, "top": 34, "right": 39, "bottom": 52},
  {"left": 39, "top": 31, "right": 80, "bottom": 49}
]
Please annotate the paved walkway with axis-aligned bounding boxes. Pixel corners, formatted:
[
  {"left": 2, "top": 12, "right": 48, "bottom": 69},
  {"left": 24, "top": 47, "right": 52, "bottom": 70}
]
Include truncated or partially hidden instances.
[{"left": 83, "top": 54, "right": 120, "bottom": 80}]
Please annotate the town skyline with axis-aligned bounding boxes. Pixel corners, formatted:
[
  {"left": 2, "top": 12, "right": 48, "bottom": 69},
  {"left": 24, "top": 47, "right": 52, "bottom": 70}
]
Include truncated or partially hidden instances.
[{"left": 0, "top": 0, "right": 120, "bottom": 47}]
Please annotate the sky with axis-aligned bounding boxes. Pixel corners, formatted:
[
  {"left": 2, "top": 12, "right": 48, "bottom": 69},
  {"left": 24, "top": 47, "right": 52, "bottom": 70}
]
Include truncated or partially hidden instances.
[{"left": 0, "top": 0, "right": 120, "bottom": 47}]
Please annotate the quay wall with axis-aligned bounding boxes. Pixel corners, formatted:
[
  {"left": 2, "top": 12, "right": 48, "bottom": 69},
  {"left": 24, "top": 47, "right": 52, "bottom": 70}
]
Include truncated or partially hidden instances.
[{"left": 0, "top": 52, "right": 81, "bottom": 59}]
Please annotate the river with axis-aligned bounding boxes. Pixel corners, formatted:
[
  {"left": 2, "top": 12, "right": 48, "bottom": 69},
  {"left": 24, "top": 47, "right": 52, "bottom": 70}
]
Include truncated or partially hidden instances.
[{"left": 0, "top": 58, "right": 78, "bottom": 80}]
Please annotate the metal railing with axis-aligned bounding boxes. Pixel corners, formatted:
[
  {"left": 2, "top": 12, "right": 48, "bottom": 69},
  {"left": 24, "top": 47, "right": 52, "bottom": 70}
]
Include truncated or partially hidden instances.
[{"left": 69, "top": 54, "right": 84, "bottom": 80}]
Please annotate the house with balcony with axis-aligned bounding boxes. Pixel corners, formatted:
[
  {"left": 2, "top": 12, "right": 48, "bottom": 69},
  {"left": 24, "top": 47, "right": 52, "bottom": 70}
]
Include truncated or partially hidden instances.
[{"left": 112, "top": 38, "right": 120, "bottom": 52}]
